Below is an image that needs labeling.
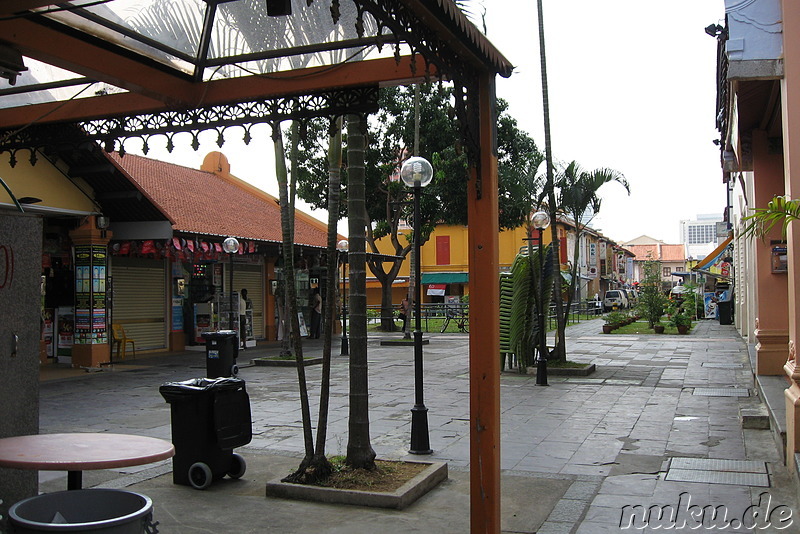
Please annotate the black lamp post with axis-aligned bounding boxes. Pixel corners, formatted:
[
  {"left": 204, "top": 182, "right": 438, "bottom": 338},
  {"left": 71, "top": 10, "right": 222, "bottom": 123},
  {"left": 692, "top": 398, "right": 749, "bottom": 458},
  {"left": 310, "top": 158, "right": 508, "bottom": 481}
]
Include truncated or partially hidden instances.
[
  {"left": 337, "top": 239, "right": 349, "bottom": 356},
  {"left": 401, "top": 156, "right": 433, "bottom": 455},
  {"left": 532, "top": 211, "right": 551, "bottom": 386},
  {"left": 222, "top": 237, "right": 240, "bottom": 334}
]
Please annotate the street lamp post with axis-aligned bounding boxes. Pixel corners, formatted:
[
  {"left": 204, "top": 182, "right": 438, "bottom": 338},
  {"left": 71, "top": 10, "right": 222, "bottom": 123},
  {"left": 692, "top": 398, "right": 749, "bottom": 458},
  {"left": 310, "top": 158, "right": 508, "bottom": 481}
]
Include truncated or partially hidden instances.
[
  {"left": 400, "top": 156, "right": 434, "bottom": 455},
  {"left": 222, "top": 237, "right": 240, "bottom": 336},
  {"left": 337, "top": 239, "right": 349, "bottom": 356},
  {"left": 532, "top": 211, "right": 551, "bottom": 386},
  {"left": 222, "top": 237, "right": 239, "bottom": 330}
]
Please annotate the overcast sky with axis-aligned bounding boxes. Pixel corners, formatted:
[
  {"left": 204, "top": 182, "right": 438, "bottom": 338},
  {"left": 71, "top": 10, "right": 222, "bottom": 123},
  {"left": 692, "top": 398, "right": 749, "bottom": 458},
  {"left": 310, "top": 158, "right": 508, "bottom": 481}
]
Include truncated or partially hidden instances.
[{"left": 132, "top": 0, "right": 726, "bottom": 245}]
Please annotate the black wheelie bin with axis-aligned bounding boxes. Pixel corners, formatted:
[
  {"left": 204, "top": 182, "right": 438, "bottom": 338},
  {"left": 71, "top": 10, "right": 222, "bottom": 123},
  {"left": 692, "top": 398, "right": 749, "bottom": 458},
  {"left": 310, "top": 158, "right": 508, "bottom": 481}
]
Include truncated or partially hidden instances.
[
  {"left": 159, "top": 377, "right": 252, "bottom": 489},
  {"left": 202, "top": 330, "right": 239, "bottom": 378}
]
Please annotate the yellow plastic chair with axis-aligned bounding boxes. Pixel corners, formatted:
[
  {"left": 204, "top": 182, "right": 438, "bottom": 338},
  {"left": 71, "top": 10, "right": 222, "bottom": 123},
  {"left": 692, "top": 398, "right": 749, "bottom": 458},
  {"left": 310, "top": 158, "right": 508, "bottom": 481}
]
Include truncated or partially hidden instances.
[{"left": 111, "top": 323, "right": 136, "bottom": 360}]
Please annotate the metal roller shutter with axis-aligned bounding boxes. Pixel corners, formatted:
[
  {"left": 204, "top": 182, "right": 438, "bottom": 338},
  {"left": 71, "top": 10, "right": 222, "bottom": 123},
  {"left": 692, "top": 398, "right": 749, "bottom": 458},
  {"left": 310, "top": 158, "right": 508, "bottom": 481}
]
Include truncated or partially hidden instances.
[
  {"left": 111, "top": 257, "right": 167, "bottom": 350},
  {"left": 233, "top": 264, "right": 264, "bottom": 339}
]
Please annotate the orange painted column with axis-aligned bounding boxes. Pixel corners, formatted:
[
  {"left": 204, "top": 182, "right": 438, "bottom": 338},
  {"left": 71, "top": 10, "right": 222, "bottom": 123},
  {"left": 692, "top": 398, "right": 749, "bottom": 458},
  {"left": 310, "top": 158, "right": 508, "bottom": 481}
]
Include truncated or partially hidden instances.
[
  {"left": 751, "top": 130, "right": 789, "bottom": 375},
  {"left": 68, "top": 216, "right": 112, "bottom": 368},
  {"left": 781, "top": 0, "right": 800, "bottom": 468},
  {"left": 468, "top": 74, "right": 501, "bottom": 533}
]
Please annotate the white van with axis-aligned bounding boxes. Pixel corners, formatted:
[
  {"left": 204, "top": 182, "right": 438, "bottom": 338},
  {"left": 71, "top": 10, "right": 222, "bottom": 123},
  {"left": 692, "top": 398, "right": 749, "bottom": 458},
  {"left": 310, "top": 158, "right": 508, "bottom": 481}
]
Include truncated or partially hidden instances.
[{"left": 603, "top": 290, "right": 628, "bottom": 311}]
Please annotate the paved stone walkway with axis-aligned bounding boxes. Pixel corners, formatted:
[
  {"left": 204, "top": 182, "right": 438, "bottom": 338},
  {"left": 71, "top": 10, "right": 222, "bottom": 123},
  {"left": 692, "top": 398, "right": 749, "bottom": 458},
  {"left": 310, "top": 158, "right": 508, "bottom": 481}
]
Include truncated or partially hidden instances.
[{"left": 31, "top": 318, "right": 799, "bottom": 533}]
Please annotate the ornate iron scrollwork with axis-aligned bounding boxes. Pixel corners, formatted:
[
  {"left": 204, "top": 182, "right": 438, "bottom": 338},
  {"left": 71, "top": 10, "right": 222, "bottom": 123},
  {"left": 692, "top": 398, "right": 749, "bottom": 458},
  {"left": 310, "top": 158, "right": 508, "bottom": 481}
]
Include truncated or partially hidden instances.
[{"left": 0, "top": 86, "right": 379, "bottom": 164}]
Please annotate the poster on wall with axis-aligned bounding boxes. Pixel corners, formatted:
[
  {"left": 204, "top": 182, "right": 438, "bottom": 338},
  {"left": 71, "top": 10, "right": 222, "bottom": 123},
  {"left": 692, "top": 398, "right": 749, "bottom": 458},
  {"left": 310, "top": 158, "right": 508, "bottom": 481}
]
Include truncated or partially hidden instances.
[{"left": 73, "top": 244, "right": 108, "bottom": 344}]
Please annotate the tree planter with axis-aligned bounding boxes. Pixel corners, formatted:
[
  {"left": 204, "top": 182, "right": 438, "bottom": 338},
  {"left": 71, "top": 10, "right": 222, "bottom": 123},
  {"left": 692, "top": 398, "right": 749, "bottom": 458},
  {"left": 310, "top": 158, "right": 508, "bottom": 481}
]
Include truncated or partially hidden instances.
[
  {"left": 602, "top": 324, "right": 614, "bottom": 334},
  {"left": 653, "top": 325, "right": 665, "bottom": 334},
  {"left": 677, "top": 325, "right": 689, "bottom": 335},
  {"left": 265, "top": 461, "right": 447, "bottom": 510}
]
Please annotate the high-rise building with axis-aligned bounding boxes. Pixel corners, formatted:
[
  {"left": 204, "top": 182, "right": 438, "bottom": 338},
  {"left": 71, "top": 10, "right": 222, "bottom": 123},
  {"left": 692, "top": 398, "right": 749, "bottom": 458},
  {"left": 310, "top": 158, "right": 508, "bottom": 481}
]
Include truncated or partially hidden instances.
[{"left": 679, "top": 214, "right": 723, "bottom": 261}]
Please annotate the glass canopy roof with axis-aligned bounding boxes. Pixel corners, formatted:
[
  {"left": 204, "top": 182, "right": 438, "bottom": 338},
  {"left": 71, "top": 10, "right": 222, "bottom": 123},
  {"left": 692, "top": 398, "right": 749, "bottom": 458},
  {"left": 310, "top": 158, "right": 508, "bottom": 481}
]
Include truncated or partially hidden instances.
[
  {"left": 0, "top": 0, "right": 512, "bottom": 130},
  {"left": 1, "top": 0, "right": 403, "bottom": 110}
]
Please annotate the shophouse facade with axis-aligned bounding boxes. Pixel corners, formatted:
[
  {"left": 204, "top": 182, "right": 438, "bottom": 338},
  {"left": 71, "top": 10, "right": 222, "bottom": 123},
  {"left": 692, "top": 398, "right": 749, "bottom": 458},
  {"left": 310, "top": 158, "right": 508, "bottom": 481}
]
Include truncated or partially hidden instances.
[
  {"left": 368, "top": 215, "right": 633, "bottom": 308},
  {"left": 2, "top": 145, "right": 329, "bottom": 369},
  {"left": 711, "top": 0, "right": 800, "bottom": 482},
  {"left": 622, "top": 236, "right": 688, "bottom": 290}
]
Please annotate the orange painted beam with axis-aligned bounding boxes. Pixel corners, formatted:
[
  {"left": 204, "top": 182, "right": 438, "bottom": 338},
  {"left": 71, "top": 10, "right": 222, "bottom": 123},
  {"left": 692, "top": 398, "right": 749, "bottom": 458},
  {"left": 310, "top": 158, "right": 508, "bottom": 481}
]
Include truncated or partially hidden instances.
[
  {"left": 1, "top": 17, "right": 198, "bottom": 107},
  {"left": 468, "top": 74, "right": 501, "bottom": 533},
  {"left": 0, "top": 56, "right": 433, "bottom": 129}
]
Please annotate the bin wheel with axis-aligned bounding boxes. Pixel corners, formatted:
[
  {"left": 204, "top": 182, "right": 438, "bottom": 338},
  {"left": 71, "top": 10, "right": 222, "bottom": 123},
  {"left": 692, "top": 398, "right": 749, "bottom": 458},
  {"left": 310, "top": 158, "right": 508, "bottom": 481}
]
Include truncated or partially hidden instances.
[
  {"left": 231, "top": 364, "right": 239, "bottom": 377},
  {"left": 188, "top": 462, "right": 212, "bottom": 490},
  {"left": 228, "top": 453, "right": 246, "bottom": 479}
]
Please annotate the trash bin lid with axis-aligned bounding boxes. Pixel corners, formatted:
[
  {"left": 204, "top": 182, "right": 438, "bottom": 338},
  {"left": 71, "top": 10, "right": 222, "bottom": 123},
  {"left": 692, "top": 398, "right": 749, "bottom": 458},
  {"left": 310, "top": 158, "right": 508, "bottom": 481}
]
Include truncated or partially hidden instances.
[
  {"left": 201, "top": 330, "right": 237, "bottom": 339},
  {"left": 159, "top": 377, "right": 245, "bottom": 397}
]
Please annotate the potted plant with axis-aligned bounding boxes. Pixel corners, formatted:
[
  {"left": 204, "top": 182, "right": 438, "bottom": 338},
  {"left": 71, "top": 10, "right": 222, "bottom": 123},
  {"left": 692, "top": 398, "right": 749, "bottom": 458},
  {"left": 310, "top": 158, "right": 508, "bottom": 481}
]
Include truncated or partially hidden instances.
[
  {"left": 653, "top": 322, "right": 665, "bottom": 334},
  {"left": 603, "top": 311, "right": 627, "bottom": 333},
  {"left": 669, "top": 310, "right": 692, "bottom": 334}
]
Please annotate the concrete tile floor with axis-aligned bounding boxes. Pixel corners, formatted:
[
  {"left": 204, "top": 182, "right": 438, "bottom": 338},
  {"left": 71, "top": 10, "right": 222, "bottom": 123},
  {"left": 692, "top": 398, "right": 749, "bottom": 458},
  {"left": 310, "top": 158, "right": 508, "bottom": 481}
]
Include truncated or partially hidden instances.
[{"left": 25, "top": 317, "right": 800, "bottom": 533}]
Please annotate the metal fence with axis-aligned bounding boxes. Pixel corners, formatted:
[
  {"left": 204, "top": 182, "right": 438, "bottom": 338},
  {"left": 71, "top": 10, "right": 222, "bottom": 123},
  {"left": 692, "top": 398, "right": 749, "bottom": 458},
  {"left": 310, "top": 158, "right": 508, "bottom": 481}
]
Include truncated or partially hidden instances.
[{"left": 363, "top": 300, "right": 603, "bottom": 333}]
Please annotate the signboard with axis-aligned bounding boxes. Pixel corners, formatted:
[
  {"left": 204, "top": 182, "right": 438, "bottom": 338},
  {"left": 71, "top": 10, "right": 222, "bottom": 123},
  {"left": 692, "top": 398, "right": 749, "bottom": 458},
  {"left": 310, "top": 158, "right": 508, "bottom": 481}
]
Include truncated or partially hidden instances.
[{"left": 73, "top": 244, "right": 108, "bottom": 345}]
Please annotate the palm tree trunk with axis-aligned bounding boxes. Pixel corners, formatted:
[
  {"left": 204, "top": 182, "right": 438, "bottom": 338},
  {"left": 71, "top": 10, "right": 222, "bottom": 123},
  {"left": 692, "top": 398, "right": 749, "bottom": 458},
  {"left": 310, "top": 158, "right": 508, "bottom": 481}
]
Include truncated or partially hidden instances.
[
  {"left": 312, "top": 117, "right": 343, "bottom": 474},
  {"left": 345, "top": 113, "right": 376, "bottom": 469},
  {"left": 536, "top": 0, "right": 565, "bottom": 361},
  {"left": 273, "top": 123, "right": 315, "bottom": 479}
]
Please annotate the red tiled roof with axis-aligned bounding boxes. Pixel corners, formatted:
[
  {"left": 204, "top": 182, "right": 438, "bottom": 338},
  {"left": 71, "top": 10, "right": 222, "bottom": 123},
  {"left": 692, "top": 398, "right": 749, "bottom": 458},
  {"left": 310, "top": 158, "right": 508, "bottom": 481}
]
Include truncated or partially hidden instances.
[
  {"left": 107, "top": 152, "right": 328, "bottom": 248},
  {"left": 627, "top": 243, "right": 686, "bottom": 262},
  {"left": 660, "top": 244, "right": 687, "bottom": 262}
]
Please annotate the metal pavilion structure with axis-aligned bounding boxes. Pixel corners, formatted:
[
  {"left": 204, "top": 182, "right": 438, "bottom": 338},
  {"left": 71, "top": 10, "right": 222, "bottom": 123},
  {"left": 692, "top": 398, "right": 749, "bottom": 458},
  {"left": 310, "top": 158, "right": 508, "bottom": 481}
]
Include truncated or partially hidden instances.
[{"left": 0, "top": 2, "right": 512, "bottom": 531}]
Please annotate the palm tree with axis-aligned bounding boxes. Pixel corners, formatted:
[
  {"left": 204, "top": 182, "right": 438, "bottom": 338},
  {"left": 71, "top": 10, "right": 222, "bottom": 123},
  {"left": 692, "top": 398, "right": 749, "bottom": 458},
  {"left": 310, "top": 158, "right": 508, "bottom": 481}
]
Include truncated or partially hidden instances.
[
  {"left": 534, "top": 0, "right": 565, "bottom": 360},
  {"left": 556, "top": 161, "right": 628, "bottom": 344}
]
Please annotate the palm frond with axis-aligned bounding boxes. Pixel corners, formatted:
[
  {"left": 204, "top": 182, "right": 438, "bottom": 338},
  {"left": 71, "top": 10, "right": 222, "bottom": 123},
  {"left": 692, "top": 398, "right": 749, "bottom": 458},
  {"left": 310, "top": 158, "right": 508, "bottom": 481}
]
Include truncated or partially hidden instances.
[{"left": 741, "top": 195, "right": 800, "bottom": 240}]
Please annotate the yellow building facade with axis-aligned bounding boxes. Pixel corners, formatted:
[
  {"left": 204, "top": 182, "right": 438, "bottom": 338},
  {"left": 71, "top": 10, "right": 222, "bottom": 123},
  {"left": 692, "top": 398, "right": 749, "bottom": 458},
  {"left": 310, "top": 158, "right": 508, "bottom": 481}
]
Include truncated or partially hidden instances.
[{"left": 367, "top": 223, "right": 552, "bottom": 306}]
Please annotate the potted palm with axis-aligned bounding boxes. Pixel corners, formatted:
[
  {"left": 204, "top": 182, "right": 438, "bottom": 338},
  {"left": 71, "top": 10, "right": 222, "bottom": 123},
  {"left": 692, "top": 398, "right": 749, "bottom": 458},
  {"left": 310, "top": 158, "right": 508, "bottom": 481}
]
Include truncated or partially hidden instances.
[{"left": 669, "top": 310, "right": 692, "bottom": 334}]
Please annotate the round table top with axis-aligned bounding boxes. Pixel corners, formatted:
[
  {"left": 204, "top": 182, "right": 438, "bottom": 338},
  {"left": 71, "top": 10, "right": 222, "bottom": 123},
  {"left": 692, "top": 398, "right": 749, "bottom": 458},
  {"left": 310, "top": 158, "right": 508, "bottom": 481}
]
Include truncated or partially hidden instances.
[{"left": 0, "top": 433, "right": 174, "bottom": 471}]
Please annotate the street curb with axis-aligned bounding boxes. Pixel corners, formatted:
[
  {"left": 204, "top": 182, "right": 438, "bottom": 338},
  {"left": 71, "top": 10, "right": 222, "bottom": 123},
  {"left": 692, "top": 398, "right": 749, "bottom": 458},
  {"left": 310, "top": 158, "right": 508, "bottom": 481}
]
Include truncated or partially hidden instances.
[{"left": 250, "top": 357, "right": 324, "bottom": 367}]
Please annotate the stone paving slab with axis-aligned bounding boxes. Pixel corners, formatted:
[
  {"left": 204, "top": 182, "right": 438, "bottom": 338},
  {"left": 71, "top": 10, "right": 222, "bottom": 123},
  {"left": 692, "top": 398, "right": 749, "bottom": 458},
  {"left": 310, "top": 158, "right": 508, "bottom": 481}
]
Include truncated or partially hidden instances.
[{"left": 25, "top": 318, "right": 800, "bottom": 533}]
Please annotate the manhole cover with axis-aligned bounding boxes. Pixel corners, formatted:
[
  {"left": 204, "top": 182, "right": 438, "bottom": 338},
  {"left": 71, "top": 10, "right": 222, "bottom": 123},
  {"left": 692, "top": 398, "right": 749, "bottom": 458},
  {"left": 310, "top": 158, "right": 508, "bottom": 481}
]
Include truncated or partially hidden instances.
[{"left": 692, "top": 387, "right": 750, "bottom": 397}]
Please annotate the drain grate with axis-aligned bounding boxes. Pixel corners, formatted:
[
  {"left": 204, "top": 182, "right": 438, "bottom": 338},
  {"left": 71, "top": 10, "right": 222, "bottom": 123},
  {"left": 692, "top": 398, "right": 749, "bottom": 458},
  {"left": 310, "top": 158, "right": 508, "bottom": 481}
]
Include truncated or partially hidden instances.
[
  {"left": 665, "top": 468, "right": 769, "bottom": 487},
  {"left": 692, "top": 387, "right": 750, "bottom": 397},
  {"left": 701, "top": 362, "right": 744, "bottom": 369},
  {"left": 670, "top": 457, "right": 766, "bottom": 473},
  {"left": 665, "top": 457, "right": 769, "bottom": 487}
]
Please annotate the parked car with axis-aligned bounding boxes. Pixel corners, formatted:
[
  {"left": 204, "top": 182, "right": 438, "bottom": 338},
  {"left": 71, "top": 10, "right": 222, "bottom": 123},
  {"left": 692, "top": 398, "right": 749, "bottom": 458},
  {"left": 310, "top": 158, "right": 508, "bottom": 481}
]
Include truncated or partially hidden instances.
[
  {"left": 624, "top": 289, "right": 638, "bottom": 307},
  {"left": 603, "top": 290, "right": 628, "bottom": 311}
]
